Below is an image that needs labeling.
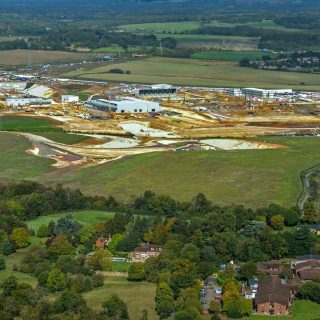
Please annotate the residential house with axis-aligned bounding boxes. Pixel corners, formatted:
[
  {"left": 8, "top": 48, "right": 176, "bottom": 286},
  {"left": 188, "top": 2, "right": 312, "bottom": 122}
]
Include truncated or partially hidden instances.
[
  {"left": 95, "top": 236, "right": 112, "bottom": 249},
  {"left": 293, "top": 258, "right": 320, "bottom": 281},
  {"left": 131, "top": 244, "right": 163, "bottom": 262},
  {"left": 255, "top": 277, "right": 292, "bottom": 316},
  {"left": 257, "top": 260, "right": 283, "bottom": 276}
]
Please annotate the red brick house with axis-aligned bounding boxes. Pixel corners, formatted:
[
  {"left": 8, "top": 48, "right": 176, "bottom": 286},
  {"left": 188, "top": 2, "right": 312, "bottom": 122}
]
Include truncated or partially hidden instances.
[
  {"left": 95, "top": 236, "right": 112, "bottom": 249},
  {"left": 255, "top": 277, "right": 292, "bottom": 316},
  {"left": 131, "top": 244, "right": 163, "bottom": 262}
]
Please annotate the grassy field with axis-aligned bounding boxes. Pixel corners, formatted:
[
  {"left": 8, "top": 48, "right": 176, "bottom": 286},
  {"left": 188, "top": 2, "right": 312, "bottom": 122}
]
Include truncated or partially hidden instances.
[
  {"left": 84, "top": 278, "right": 157, "bottom": 320},
  {"left": 93, "top": 45, "right": 152, "bottom": 53},
  {"left": 0, "top": 250, "right": 38, "bottom": 286},
  {"left": 2, "top": 133, "right": 320, "bottom": 208},
  {"left": 41, "top": 136, "right": 320, "bottom": 209},
  {"left": 191, "top": 50, "right": 268, "bottom": 61},
  {"left": 120, "top": 21, "right": 201, "bottom": 33},
  {"left": 0, "top": 132, "right": 54, "bottom": 181},
  {"left": 111, "top": 261, "right": 131, "bottom": 272},
  {"left": 246, "top": 300, "right": 320, "bottom": 320},
  {"left": 27, "top": 210, "right": 116, "bottom": 231},
  {"left": 0, "top": 49, "right": 90, "bottom": 65},
  {"left": 0, "top": 115, "right": 61, "bottom": 132},
  {"left": 0, "top": 115, "right": 89, "bottom": 144},
  {"left": 63, "top": 57, "right": 320, "bottom": 90}
]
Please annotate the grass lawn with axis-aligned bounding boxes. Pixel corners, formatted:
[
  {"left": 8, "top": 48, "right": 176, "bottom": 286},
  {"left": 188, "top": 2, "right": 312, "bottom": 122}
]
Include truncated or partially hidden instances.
[
  {"left": 84, "top": 278, "right": 157, "bottom": 320},
  {"left": 0, "top": 115, "right": 61, "bottom": 132},
  {"left": 111, "top": 261, "right": 131, "bottom": 272},
  {"left": 246, "top": 300, "right": 320, "bottom": 320},
  {"left": 63, "top": 57, "right": 320, "bottom": 90},
  {"left": 191, "top": 50, "right": 269, "bottom": 61},
  {"left": 27, "top": 210, "right": 116, "bottom": 232}
]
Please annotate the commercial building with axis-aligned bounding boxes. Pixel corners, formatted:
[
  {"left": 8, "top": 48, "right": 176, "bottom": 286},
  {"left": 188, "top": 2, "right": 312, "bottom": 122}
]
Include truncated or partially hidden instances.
[
  {"left": 86, "top": 97, "right": 162, "bottom": 113},
  {"left": 61, "top": 95, "right": 79, "bottom": 104},
  {"left": 6, "top": 98, "right": 53, "bottom": 107},
  {"left": 132, "top": 84, "right": 177, "bottom": 96},
  {"left": 242, "top": 88, "right": 293, "bottom": 99}
]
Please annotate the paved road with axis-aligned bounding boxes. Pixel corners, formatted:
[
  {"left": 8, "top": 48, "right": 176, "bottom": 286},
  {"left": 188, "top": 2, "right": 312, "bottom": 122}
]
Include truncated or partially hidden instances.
[{"left": 201, "top": 276, "right": 222, "bottom": 311}]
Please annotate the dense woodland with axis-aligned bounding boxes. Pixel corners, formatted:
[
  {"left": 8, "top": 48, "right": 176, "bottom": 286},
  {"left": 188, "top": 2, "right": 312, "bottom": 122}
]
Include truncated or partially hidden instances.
[{"left": 0, "top": 182, "right": 319, "bottom": 319}]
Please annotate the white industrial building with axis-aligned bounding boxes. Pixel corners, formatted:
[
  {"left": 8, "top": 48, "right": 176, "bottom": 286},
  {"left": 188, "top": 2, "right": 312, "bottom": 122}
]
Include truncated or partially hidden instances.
[
  {"left": 86, "top": 97, "right": 162, "bottom": 113},
  {"left": 132, "top": 84, "right": 177, "bottom": 96},
  {"left": 61, "top": 95, "right": 79, "bottom": 104},
  {"left": 6, "top": 98, "right": 53, "bottom": 107},
  {"left": 242, "top": 88, "right": 293, "bottom": 99}
]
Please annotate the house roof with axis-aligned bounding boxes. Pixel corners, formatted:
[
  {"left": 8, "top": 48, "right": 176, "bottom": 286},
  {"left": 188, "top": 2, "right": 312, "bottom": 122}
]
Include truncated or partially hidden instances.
[
  {"left": 298, "top": 269, "right": 320, "bottom": 281},
  {"left": 296, "top": 254, "right": 320, "bottom": 261},
  {"left": 255, "top": 277, "right": 291, "bottom": 307},
  {"left": 134, "top": 244, "right": 163, "bottom": 253},
  {"left": 295, "top": 259, "right": 320, "bottom": 271}
]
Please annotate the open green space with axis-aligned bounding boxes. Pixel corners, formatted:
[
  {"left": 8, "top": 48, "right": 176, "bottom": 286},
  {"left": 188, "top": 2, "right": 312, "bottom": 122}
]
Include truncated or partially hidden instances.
[
  {"left": 111, "top": 261, "right": 131, "bottom": 272},
  {"left": 63, "top": 57, "right": 320, "bottom": 90},
  {"left": 30, "top": 131, "right": 90, "bottom": 145},
  {"left": 84, "top": 278, "right": 157, "bottom": 320},
  {"left": 191, "top": 50, "right": 267, "bottom": 61},
  {"left": 0, "top": 132, "right": 54, "bottom": 181},
  {"left": 0, "top": 250, "right": 38, "bottom": 286},
  {"left": 27, "top": 210, "right": 116, "bottom": 232},
  {"left": 44, "top": 136, "right": 320, "bottom": 209},
  {"left": 0, "top": 115, "right": 61, "bottom": 132},
  {"left": 246, "top": 300, "right": 320, "bottom": 320},
  {"left": 120, "top": 21, "right": 201, "bottom": 33},
  {"left": 93, "top": 45, "right": 152, "bottom": 54},
  {"left": 2, "top": 133, "right": 320, "bottom": 208},
  {"left": 0, "top": 115, "right": 90, "bottom": 144}
]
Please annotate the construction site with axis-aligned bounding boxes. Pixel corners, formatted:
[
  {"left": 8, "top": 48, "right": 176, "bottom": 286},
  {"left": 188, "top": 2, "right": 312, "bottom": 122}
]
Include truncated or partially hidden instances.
[{"left": 1, "top": 79, "right": 320, "bottom": 168}]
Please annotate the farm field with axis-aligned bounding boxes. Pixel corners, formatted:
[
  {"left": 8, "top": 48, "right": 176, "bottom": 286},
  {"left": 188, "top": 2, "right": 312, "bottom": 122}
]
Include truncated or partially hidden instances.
[
  {"left": 63, "top": 57, "right": 320, "bottom": 90},
  {"left": 93, "top": 45, "right": 152, "bottom": 53},
  {"left": 27, "top": 210, "right": 116, "bottom": 232},
  {"left": 84, "top": 278, "right": 157, "bottom": 320},
  {"left": 119, "top": 21, "right": 201, "bottom": 33},
  {"left": 191, "top": 50, "right": 267, "bottom": 61},
  {"left": 246, "top": 300, "right": 320, "bottom": 320},
  {"left": 30, "top": 132, "right": 90, "bottom": 144},
  {"left": 0, "top": 49, "right": 90, "bottom": 65}
]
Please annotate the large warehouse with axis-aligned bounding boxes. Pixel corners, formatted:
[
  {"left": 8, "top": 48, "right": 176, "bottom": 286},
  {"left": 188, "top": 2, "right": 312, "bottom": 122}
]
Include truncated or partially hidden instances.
[
  {"left": 242, "top": 88, "right": 293, "bottom": 99},
  {"left": 86, "top": 97, "right": 162, "bottom": 113},
  {"left": 132, "top": 84, "right": 177, "bottom": 96}
]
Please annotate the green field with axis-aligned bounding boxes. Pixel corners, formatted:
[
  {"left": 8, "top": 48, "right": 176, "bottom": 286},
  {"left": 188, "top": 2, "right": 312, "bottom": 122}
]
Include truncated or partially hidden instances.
[
  {"left": 27, "top": 210, "right": 116, "bottom": 231},
  {"left": 120, "top": 21, "right": 201, "bottom": 33},
  {"left": 2, "top": 133, "right": 320, "bottom": 208},
  {"left": 111, "top": 261, "right": 131, "bottom": 272},
  {"left": 191, "top": 50, "right": 267, "bottom": 61},
  {"left": 0, "top": 132, "right": 54, "bottom": 181},
  {"left": 93, "top": 45, "right": 152, "bottom": 53},
  {"left": 63, "top": 57, "right": 320, "bottom": 90},
  {"left": 0, "top": 249, "right": 38, "bottom": 286},
  {"left": 247, "top": 300, "right": 320, "bottom": 320},
  {"left": 0, "top": 115, "right": 89, "bottom": 144},
  {"left": 0, "top": 115, "right": 61, "bottom": 132},
  {"left": 84, "top": 278, "right": 157, "bottom": 320}
]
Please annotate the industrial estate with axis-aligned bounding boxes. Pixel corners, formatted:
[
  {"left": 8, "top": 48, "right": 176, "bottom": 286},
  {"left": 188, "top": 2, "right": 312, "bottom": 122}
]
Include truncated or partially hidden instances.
[{"left": 0, "top": 1, "right": 320, "bottom": 320}]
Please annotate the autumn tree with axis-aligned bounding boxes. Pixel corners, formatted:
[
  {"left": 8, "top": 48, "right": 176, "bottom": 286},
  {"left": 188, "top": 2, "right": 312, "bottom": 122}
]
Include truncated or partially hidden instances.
[{"left": 10, "top": 228, "right": 30, "bottom": 248}]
